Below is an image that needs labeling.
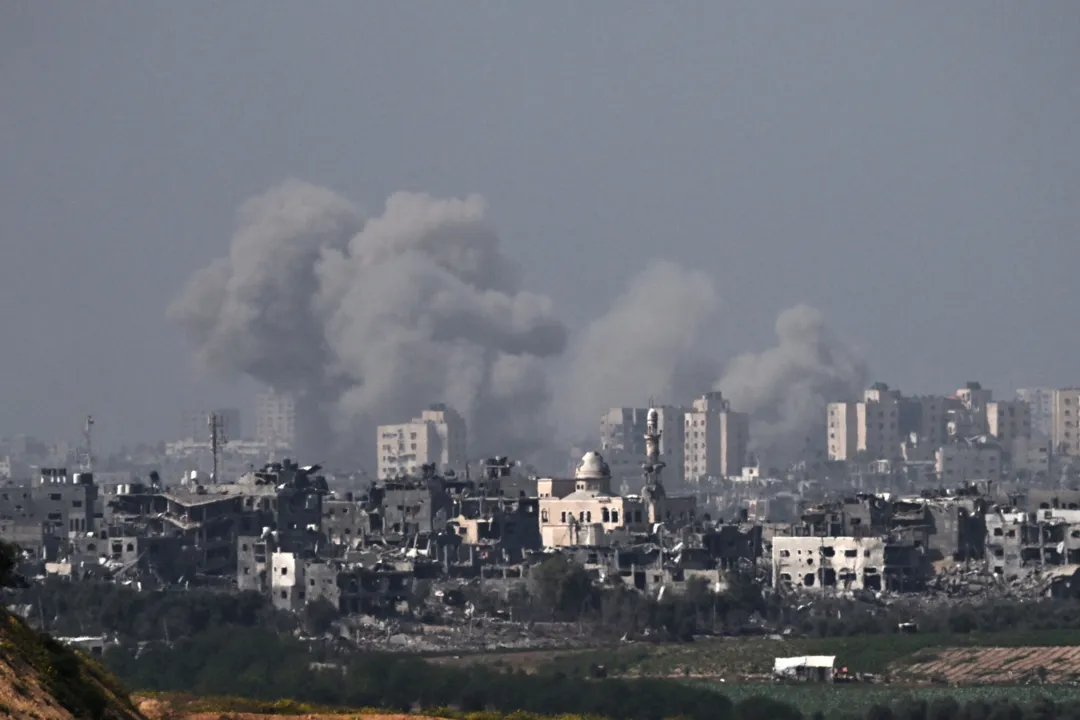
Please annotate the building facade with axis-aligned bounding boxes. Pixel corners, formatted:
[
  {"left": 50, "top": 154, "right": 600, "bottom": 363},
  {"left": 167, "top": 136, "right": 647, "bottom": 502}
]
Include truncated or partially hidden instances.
[
  {"left": 1017, "top": 387, "right": 1054, "bottom": 439},
  {"left": 255, "top": 389, "right": 296, "bottom": 450},
  {"left": 376, "top": 404, "right": 467, "bottom": 479},
  {"left": 1052, "top": 388, "right": 1080, "bottom": 457},
  {"left": 683, "top": 392, "right": 748, "bottom": 480}
]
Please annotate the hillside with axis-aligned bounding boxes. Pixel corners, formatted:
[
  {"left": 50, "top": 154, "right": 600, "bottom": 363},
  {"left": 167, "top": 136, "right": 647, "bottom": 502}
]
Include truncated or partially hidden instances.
[{"left": 0, "top": 610, "right": 145, "bottom": 720}]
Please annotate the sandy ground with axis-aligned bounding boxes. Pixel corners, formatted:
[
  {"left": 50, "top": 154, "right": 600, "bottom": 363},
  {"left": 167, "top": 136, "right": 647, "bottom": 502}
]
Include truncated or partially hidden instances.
[
  {"left": 898, "top": 646, "right": 1080, "bottom": 684},
  {"left": 135, "top": 697, "right": 449, "bottom": 720}
]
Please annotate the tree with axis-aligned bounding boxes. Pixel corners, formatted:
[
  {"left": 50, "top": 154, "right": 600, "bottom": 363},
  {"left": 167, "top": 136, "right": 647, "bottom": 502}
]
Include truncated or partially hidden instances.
[{"left": 0, "top": 540, "right": 26, "bottom": 594}]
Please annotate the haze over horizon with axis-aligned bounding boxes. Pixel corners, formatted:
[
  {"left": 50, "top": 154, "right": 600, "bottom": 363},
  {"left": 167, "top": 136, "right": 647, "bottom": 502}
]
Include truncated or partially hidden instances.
[{"left": 2, "top": 2, "right": 1078, "bottom": 455}]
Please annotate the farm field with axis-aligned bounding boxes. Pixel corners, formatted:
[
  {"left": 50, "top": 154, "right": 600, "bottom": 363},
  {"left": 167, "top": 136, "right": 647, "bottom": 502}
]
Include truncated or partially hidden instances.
[
  {"left": 899, "top": 646, "right": 1080, "bottom": 684},
  {"left": 439, "top": 629, "right": 1080, "bottom": 682},
  {"left": 692, "top": 684, "right": 1080, "bottom": 717}
]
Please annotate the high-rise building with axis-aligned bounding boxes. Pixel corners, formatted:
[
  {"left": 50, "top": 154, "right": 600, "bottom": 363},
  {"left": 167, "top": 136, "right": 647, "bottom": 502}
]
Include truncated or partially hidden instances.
[
  {"left": 255, "top": 389, "right": 296, "bottom": 450},
  {"left": 986, "top": 400, "right": 1032, "bottom": 449},
  {"left": 827, "top": 383, "right": 948, "bottom": 462},
  {"left": 1051, "top": 388, "right": 1080, "bottom": 457},
  {"left": 827, "top": 383, "right": 902, "bottom": 461},
  {"left": 951, "top": 381, "right": 993, "bottom": 436},
  {"left": 1016, "top": 387, "right": 1054, "bottom": 439},
  {"left": 181, "top": 408, "right": 242, "bottom": 442},
  {"left": 376, "top": 403, "right": 467, "bottom": 479},
  {"left": 683, "top": 392, "right": 748, "bottom": 480}
]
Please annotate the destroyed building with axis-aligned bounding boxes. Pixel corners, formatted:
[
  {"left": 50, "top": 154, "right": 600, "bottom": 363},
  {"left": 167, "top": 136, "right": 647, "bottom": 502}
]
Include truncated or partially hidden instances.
[
  {"left": 772, "top": 536, "right": 921, "bottom": 593},
  {"left": 0, "top": 470, "right": 98, "bottom": 561}
]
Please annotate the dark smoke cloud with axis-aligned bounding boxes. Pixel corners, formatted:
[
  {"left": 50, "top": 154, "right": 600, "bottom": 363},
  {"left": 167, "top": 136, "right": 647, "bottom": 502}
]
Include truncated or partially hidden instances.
[
  {"left": 168, "top": 181, "right": 567, "bottom": 468},
  {"left": 171, "top": 181, "right": 868, "bottom": 471},
  {"left": 715, "top": 304, "right": 869, "bottom": 465}
]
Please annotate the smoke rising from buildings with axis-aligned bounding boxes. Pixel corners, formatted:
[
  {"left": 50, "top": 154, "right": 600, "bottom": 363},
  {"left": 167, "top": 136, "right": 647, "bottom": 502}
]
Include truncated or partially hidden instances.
[
  {"left": 171, "top": 181, "right": 868, "bottom": 470},
  {"left": 168, "top": 180, "right": 568, "bottom": 467},
  {"left": 555, "top": 260, "right": 722, "bottom": 439},
  {"left": 715, "top": 304, "right": 869, "bottom": 465}
]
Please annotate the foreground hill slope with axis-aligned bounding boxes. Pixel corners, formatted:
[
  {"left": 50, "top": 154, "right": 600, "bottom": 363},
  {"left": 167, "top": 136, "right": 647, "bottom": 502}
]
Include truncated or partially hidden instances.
[{"left": 0, "top": 610, "right": 144, "bottom": 720}]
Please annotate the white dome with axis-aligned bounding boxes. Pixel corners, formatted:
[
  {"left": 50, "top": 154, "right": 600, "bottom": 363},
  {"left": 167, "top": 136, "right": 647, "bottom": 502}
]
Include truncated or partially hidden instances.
[{"left": 575, "top": 451, "right": 610, "bottom": 479}]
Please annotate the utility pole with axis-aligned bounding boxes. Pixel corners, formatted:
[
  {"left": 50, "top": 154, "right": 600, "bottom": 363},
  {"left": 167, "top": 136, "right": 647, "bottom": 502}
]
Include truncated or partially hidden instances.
[
  {"left": 208, "top": 412, "right": 228, "bottom": 482},
  {"left": 82, "top": 415, "right": 94, "bottom": 472}
]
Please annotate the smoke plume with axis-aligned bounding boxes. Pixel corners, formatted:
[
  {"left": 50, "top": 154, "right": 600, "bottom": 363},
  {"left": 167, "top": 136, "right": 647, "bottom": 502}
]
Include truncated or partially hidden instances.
[
  {"left": 715, "top": 304, "right": 869, "bottom": 466},
  {"left": 168, "top": 180, "right": 567, "bottom": 468},
  {"left": 171, "top": 180, "right": 869, "bottom": 472},
  {"left": 555, "top": 260, "right": 722, "bottom": 439}
]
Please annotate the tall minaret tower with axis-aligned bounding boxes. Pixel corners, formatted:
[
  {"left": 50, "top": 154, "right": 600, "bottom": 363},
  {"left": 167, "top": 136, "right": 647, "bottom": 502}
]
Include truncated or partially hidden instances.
[{"left": 641, "top": 408, "right": 666, "bottom": 488}]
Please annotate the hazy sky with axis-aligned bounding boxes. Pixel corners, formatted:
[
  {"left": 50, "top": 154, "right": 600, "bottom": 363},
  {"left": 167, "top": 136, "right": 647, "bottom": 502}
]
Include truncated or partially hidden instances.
[{"left": 2, "top": 2, "right": 1078, "bottom": 450}]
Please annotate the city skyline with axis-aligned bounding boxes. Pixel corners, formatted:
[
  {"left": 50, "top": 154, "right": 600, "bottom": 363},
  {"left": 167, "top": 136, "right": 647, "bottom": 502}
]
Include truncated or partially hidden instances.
[{"left": 3, "top": 3, "right": 1079, "bottom": 453}]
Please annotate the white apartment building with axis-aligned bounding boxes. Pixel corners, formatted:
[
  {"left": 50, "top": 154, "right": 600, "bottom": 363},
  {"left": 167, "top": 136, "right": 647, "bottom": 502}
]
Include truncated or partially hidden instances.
[
  {"left": 1052, "top": 388, "right": 1080, "bottom": 457},
  {"left": 376, "top": 403, "right": 467, "bottom": 479},
  {"left": 936, "top": 439, "right": 1002, "bottom": 484},
  {"left": 255, "top": 389, "right": 296, "bottom": 450},
  {"left": 827, "top": 384, "right": 902, "bottom": 461},
  {"left": 986, "top": 401, "right": 1032, "bottom": 449},
  {"left": 826, "top": 402, "right": 859, "bottom": 461},
  {"left": 1016, "top": 387, "right": 1054, "bottom": 439},
  {"left": 683, "top": 392, "right": 748, "bottom": 480}
]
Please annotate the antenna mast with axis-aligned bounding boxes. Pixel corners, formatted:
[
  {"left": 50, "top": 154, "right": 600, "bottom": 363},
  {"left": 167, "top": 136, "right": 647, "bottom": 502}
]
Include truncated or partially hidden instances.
[
  {"left": 208, "top": 412, "right": 227, "bottom": 482},
  {"left": 83, "top": 415, "right": 94, "bottom": 472}
]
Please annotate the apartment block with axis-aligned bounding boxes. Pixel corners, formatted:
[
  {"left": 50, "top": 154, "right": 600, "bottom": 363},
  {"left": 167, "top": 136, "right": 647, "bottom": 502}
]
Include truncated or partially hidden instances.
[
  {"left": 1052, "top": 388, "right": 1080, "bottom": 457},
  {"left": 1016, "top": 387, "right": 1054, "bottom": 439},
  {"left": 255, "top": 389, "right": 296, "bottom": 450},
  {"left": 986, "top": 400, "right": 1032, "bottom": 449},
  {"left": 936, "top": 439, "right": 1002, "bottom": 484},
  {"left": 376, "top": 404, "right": 467, "bottom": 479},
  {"left": 683, "top": 392, "right": 748, "bottom": 480}
]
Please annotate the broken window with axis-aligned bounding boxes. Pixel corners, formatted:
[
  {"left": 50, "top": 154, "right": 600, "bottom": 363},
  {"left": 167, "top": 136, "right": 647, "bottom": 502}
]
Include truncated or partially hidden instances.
[
  {"left": 803, "top": 573, "right": 815, "bottom": 587},
  {"left": 845, "top": 549, "right": 857, "bottom": 558},
  {"left": 822, "top": 546, "right": 836, "bottom": 557},
  {"left": 780, "top": 550, "right": 791, "bottom": 558}
]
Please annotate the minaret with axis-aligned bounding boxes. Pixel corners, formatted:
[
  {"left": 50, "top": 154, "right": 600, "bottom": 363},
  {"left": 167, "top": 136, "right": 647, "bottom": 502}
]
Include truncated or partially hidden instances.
[{"left": 641, "top": 408, "right": 666, "bottom": 488}]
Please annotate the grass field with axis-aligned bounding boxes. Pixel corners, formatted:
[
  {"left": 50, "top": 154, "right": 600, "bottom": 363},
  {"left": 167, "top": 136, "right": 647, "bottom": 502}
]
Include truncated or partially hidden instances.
[{"left": 446, "top": 629, "right": 1080, "bottom": 682}]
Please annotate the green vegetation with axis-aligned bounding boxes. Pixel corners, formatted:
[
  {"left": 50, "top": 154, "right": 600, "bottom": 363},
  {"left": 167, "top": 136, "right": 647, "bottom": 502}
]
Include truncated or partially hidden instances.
[
  {"left": 537, "top": 628, "right": 1080, "bottom": 678},
  {"left": 1, "top": 601, "right": 142, "bottom": 719},
  {"left": 695, "top": 684, "right": 1080, "bottom": 718}
]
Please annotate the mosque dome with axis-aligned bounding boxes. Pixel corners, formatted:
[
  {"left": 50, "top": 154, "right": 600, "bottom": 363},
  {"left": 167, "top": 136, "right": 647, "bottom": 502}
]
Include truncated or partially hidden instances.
[{"left": 575, "top": 451, "right": 611, "bottom": 480}]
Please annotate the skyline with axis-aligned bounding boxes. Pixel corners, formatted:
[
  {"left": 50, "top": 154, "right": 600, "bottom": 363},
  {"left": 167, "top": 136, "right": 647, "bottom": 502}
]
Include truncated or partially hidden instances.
[{"left": 3, "top": 3, "right": 1079, "bottom": 451}]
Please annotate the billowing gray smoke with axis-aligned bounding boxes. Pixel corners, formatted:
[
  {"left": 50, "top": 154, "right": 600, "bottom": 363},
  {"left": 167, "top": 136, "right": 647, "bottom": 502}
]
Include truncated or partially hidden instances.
[
  {"left": 168, "top": 180, "right": 568, "bottom": 467},
  {"left": 171, "top": 180, "right": 868, "bottom": 471},
  {"left": 715, "top": 304, "right": 869, "bottom": 466},
  {"left": 555, "top": 260, "right": 722, "bottom": 439}
]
